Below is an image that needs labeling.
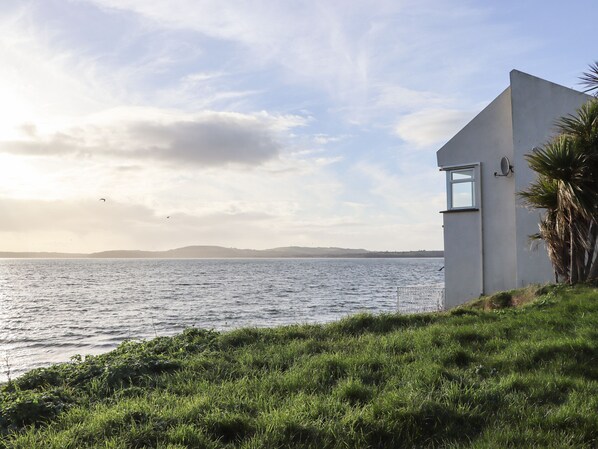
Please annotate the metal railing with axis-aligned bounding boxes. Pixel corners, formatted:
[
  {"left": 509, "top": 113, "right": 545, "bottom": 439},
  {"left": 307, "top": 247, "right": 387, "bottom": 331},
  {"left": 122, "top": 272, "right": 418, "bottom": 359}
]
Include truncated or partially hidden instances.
[{"left": 397, "top": 285, "right": 445, "bottom": 314}]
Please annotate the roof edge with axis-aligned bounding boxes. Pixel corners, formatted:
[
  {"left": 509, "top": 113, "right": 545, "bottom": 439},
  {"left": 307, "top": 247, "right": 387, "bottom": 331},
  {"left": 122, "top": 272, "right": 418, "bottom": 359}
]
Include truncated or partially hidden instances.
[{"left": 509, "top": 69, "right": 590, "bottom": 99}]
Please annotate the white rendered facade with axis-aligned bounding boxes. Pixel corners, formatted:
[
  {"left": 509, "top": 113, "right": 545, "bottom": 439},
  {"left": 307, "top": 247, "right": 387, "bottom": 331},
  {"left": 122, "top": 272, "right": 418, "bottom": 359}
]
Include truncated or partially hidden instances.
[{"left": 436, "top": 70, "right": 590, "bottom": 308}]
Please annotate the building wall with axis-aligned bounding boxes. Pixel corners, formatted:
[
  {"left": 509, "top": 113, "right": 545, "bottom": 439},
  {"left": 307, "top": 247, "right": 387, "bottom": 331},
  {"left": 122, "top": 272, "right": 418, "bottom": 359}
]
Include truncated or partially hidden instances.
[
  {"left": 442, "top": 210, "right": 482, "bottom": 308},
  {"left": 509, "top": 70, "right": 591, "bottom": 286},
  {"left": 437, "top": 88, "right": 516, "bottom": 306},
  {"left": 478, "top": 90, "right": 517, "bottom": 295}
]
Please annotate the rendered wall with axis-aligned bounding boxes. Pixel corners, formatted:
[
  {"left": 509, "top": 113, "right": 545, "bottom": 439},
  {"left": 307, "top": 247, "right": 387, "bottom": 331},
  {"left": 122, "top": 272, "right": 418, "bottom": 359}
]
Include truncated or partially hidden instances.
[
  {"left": 437, "top": 88, "right": 516, "bottom": 306},
  {"left": 442, "top": 211, "right": 482, "bottom": 308},
  {"left": 509, "top": 70, "right": 590, "bottom": 286},
  {"left": 477, "top": 90, "right": 517, "bottom": 295}
]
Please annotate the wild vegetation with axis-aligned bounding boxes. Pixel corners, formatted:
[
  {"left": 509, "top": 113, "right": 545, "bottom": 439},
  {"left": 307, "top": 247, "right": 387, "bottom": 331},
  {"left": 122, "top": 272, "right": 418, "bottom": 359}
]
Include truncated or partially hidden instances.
[
  {"left": 1, "top": 284, "right": 597, "bottom": 448},
  {"left": 520, "top": 62, "right": 598, "bottom": 284}
]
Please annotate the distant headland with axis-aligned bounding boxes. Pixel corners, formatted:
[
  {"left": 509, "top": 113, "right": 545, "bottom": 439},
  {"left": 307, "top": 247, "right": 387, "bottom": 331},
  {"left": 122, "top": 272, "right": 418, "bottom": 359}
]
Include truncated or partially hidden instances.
[{"left": 0, "top": 245, "right": 443, "bottom": 259}]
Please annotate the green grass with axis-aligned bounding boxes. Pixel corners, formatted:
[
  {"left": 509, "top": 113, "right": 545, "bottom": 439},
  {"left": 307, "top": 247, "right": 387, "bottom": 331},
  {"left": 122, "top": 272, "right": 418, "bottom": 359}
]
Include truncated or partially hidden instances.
[{"left": 1, "top": 284, "right": 598, "bottom": 448}]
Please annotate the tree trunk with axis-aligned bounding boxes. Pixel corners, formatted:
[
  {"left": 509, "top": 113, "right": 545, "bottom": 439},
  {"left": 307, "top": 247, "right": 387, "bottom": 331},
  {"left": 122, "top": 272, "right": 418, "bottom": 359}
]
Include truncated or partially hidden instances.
[
  {"left": 579, "top": 238, "right": 586, "bottom": 281},
  {"left": 570, "top": 220, "right": 578, "bottom": 284},
  {"left": 588, "top": 252, "right": 598, "bottom": 281},
  {"left": 588, "top": 220, "right": 598, "bottom": 279},
  {"left": 584, "top": 220, "right": 597, "bottom": 276}
]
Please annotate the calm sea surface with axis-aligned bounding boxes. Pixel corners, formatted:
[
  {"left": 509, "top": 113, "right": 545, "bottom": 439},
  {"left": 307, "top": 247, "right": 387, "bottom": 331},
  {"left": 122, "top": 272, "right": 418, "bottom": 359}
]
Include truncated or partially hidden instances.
[{"left": 0, "top": 258, "right": 443, "bottom": 377}]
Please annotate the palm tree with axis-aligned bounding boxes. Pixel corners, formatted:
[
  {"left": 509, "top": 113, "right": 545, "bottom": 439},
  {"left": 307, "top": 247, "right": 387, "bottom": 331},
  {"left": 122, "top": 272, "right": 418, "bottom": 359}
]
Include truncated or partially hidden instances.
[
  {"left": 520, "top": 98, "right": 598, "bottom": 283},
  {"left": 558, "top": 98, "right": 598, "bottom": 280},
  {"left": 519, "top": 176, "right": 567, "bottom": 282},
  {"left": 581, "top": 61, "right": 598, "bottom": 95}
]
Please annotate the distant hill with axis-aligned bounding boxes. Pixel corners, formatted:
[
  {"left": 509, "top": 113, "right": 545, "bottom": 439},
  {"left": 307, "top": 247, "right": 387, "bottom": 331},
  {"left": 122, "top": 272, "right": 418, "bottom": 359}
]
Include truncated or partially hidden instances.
[
  {"left": 0, "top": 246, "right": 443, "bottom": 259},
  {"left": 0, "top": 252, "right": 88, "bottom": 259}
]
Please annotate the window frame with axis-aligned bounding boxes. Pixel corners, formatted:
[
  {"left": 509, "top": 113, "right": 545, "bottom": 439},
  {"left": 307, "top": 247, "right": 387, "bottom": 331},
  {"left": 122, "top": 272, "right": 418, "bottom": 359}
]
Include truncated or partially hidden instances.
[{"left": 442, "top": 163, "right": 480, "bottom": 211}]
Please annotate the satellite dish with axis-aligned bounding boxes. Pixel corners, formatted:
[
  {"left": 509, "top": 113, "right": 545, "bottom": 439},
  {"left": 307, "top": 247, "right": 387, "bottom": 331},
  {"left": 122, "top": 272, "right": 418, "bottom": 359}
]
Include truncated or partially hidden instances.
[
  {"left": 500, "top": 157, "right": 512, "bottom": 175},
  {"left": 494, "top": 156, "right": 513, "bottom": 177}
]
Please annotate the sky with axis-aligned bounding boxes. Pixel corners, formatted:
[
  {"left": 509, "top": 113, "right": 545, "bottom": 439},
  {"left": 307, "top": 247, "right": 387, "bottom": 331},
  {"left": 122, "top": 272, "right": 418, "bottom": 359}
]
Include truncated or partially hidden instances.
[{"left": 0, "top": 0, "right": 596, "bottom": 253}]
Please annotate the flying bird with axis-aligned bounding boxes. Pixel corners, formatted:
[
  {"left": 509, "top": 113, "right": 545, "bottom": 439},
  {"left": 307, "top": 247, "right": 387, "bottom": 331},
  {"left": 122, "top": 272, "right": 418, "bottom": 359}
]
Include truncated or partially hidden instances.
[{"left": 99, "top": 198, "right": 106, "bottom": 202}]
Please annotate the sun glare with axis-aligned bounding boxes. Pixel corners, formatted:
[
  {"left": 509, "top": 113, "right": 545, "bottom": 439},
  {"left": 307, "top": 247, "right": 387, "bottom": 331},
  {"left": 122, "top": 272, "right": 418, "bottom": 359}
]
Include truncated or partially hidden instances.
[{"left": 0, "top": 85, "right": 36, "bottom": 141}]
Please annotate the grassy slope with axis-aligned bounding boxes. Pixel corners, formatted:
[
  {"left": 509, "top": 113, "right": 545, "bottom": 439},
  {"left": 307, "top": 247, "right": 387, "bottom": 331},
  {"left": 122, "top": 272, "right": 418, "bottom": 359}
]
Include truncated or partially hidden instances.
[{"left": 1, "top": 285, "right": 598, "bottom": 448}]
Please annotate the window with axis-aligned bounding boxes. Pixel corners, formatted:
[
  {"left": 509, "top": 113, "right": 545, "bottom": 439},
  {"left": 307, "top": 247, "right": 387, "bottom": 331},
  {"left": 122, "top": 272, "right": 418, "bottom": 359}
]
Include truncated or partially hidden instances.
[{"left": 447, "top": 168, "right": 475, "bottom": 209}]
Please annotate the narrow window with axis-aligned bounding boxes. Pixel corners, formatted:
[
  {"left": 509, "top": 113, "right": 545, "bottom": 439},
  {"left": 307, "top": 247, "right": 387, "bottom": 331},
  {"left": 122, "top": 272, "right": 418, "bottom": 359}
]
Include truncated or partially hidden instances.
[{"left": 448, "top": 168, "right": 475, "bottom": 209}]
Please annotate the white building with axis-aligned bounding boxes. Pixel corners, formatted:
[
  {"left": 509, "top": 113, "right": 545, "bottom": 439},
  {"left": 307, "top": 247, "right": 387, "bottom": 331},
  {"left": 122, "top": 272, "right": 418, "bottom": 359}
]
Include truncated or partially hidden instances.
[{"left": 437, "top": 70, "right": 590, "bottom": 308}]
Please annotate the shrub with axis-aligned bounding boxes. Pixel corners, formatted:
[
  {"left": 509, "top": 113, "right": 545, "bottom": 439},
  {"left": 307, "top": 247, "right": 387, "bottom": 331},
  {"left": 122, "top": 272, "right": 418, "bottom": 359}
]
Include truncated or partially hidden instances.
[
  {"left": 489, "top": 292, "right": 512, "bottom": 309},
  {"left": 0, "top": 389, "right": 71, "bottom": 430}
]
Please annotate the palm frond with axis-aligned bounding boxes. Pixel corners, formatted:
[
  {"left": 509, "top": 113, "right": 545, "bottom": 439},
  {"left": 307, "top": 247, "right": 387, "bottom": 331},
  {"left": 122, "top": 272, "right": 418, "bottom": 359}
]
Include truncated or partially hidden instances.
[
  {"left": 580, "top": 61, "right": 598, "bottom": 95},
  {"left": 557, "top": 99, "right": 598, "bottom": 149},
  {"left": 519, "top": 176, "right": 558, "bottom": 210},
  {"left": 524, "top": 136, "right": 585, "bottom": 181}
]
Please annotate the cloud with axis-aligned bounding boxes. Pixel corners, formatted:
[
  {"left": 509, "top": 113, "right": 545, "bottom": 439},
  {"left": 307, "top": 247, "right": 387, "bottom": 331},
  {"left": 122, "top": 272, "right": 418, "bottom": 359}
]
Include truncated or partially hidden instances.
[
  {"left": 353, "top": 161, "right": 445, "bottom": 225},
  {"left": 0, "top": 133, "right": 84, "bottom": 157},
  {"left": 0, "top": 196, "right": 282, "bottom": 252},
  {"left": 0, "top": 197, "right": 153, "bottom": 233},
  {"left": 77, "top": 0, "right": 531, "bottom": 120},
  {"left": 126, "top": 116, "right": 280, "bottom": 166},
  {"left": 81, "top": 0, "right": 396, "bottom": 101},
  {"left": 0, "top": 108, "right": 306, "bottom": 167},
  {"left": 0, "top": 5, "right": 118, "bottom": 136},
  {"left": 312, "top": 134, "right": 348, "bottom": 145},
  {"left": 394, "top": 108, "right": 474, "bottom": 148},
  {"left": 372, "top": 84, "right": 452, "bottom": 112}
]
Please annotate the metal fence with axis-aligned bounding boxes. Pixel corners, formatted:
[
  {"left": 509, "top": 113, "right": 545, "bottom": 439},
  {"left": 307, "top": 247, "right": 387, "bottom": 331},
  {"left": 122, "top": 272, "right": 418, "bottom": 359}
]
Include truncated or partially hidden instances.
[{"left": 397, "top": 285, "right": 445, "bottom": 314}]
